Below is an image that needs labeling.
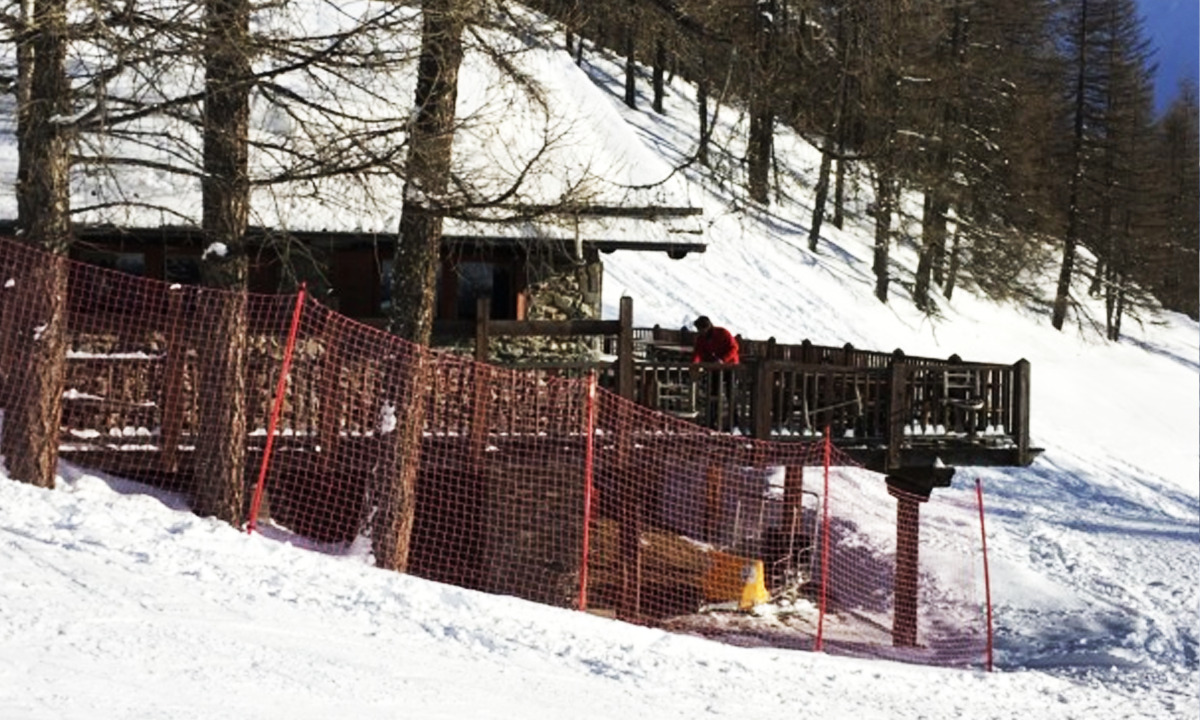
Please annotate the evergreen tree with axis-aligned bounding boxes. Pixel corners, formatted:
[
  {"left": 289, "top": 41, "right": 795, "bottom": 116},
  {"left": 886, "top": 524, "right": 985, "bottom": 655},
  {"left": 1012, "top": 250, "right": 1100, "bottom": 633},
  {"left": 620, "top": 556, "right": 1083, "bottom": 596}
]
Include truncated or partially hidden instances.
[{"left": 1144, "top": 82, "right": 1200, "bottom": 318}]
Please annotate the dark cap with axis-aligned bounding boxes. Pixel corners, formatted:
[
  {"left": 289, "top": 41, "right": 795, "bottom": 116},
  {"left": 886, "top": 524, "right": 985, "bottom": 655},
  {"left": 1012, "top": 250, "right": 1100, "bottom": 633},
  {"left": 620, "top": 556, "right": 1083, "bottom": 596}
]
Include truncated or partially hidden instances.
[{"left": 693, "top": 316, "right": 713, "bottom": 330}]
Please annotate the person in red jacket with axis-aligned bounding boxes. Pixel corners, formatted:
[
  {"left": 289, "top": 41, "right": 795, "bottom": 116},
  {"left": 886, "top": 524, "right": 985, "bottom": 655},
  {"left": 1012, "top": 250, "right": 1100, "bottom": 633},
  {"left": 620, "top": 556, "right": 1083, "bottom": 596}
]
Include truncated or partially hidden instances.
[
  {"left": 690, "top": 316, "right": 740, "bottom": 429},
  {"left": 691, "top": 316, "right": 740, "bottom": 364}
]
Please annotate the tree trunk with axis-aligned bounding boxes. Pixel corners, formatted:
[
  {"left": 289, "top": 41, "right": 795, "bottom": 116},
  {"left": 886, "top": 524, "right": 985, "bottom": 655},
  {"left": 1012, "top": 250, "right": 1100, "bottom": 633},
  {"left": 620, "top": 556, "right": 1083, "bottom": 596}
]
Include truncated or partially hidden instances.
[
  {"left": 652, "top": 38, "right": 666, "bottom": 114},
  {"left": 808, "top": 145, "right": 833, "bottom": 251},
  {"left": 1053, "top": 207, "right": 1081, "bottom": 330},
  {"left": 813, "top": 10, "right": 851, "bottom": 248},
  {"left": 915, "top": 192, "right": 949, "bottom": 311},
  {"left": 1, "top": 260, "right": 68, "bottom": 489},
  {"left": 381, "top": 0, "right": 467, "bottom": 572},
  {"left": 873, "top": 172, "right": 894, "bottom": 303},
  {"left": 1053, "top": 0, "right": 1090, "bottom": 331},
  {"left": 194, "top": 0, "right": 251, "bottom": 524},
  {"left": 747, "top": 107, "right": 772, "bottom": 204},
  {"left": 623, "top": 11, "right": 636, "bottom": 109},
  {"left": 4, "top": 0, "right": 72, "bottom": 489},
  {"left": 1109, "top": 272, "right": 1125, "bottom": 341},
  {"left": 943, "top": 228, "right": 961, "bottom": 301},
  {"left": 697, "top": 77, "right": 709, "bottom": 166},
  {"left": 832, "top": 149, "right": 846, "bottom": 229}
]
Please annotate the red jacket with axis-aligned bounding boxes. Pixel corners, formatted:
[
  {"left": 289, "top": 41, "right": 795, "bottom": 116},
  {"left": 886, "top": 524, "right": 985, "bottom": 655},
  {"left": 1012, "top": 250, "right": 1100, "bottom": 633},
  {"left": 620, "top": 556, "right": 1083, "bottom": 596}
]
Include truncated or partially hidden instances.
[{"left": 691, "top": 327, "right": 740, "bottom": 364}]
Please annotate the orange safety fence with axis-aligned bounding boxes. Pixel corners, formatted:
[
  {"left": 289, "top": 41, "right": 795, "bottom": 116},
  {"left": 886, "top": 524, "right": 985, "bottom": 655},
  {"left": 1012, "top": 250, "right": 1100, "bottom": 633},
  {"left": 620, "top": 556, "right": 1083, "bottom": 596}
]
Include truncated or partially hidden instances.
[{"left": 0, "top": 236, "right": 990, "bottom": 667}]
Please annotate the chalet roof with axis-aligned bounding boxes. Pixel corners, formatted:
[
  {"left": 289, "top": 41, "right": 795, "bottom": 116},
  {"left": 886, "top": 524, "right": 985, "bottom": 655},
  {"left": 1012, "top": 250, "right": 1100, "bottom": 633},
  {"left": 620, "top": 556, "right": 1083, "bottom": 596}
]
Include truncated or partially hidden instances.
[
  {"left": 0, "top": 218, "right": 706, "bottom": 259},
  {"left": 0, "top": 3, "right": 704, "bottom": 256}
]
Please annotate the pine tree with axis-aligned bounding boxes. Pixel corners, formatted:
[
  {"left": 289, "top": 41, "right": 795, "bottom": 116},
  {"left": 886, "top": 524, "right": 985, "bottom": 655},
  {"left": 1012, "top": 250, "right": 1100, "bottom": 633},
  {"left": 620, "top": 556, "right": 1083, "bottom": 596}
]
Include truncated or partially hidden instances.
[{"left": 1143, "top": 82, "right": 1200, "bottom": 318}]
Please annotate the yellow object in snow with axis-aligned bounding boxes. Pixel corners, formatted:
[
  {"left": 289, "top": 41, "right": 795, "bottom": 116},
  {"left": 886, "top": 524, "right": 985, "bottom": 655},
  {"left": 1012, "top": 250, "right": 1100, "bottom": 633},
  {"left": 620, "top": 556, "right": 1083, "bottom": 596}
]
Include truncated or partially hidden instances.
[{"left": 701, "top": 551, "right": 771, "bottom": 610}]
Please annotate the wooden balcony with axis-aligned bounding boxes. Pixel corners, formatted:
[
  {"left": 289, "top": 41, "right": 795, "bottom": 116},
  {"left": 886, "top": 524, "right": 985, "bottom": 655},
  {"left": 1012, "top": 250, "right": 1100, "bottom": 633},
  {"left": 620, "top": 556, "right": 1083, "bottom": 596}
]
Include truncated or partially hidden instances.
[
  {"left": 464, "top": 297, "right": 1038, "bottom": 493},
  {"left": 43, "top": 297, "right": 1037, "bottom": 498}
]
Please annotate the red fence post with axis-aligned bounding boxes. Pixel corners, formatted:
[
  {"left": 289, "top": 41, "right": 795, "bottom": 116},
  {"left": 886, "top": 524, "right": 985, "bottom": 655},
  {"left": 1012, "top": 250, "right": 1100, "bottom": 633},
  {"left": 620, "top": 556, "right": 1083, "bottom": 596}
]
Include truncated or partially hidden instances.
[
  {"left": 578, "top": 371, "right": 598, "bottom": 611},
  {"left": 816, "top": 425, "right": 832, "bottom": 652},
  {"left": 976, "top": 477, "right": 995, "bottom": 671},
  {"left": 247, "top": 285, "right": 307, "bottom": 534}
]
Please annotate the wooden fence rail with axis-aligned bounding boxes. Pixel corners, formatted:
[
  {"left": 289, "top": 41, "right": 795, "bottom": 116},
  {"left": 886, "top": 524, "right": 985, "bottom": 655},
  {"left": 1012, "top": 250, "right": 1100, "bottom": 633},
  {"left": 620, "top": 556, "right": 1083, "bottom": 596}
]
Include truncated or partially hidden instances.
[{"left": 50, "top": 296, "right": 1034, "bottom": 479}]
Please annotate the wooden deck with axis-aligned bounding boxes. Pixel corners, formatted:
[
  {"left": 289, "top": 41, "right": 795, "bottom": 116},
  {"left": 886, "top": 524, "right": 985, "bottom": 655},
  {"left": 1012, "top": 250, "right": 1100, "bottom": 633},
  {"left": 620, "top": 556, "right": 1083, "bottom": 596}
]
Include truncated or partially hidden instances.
[{"left": 48, "top": 297, "right": 1037, "bottom": 496}]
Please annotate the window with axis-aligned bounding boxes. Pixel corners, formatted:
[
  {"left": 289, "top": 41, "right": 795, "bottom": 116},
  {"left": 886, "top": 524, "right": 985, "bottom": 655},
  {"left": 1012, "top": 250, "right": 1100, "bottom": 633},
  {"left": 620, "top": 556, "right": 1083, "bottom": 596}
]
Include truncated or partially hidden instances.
[
  {"left": 165, "top": 255, "right": 202, "bottom": 285},
  {"left": 379, "top": 257, "right": 517, "bottom": 320},
  {"left": 77, "top": 249, "right": 146, "bottom": 277},
  {"left": 449, "top": 261, "right": 514, "bottom": 320}
]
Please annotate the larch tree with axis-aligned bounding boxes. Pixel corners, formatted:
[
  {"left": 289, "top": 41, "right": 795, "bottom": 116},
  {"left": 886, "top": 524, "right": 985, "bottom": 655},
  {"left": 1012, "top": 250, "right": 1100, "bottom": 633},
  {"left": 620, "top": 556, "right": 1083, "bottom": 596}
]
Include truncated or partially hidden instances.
[
  {"left": 1086, "top": 0, "right": 1157, "bottom": 339},
  {"left": 190, "top": 0, "right": 253, "bottom": 524},
  {"left": 378, "top": 0, "right": 471, "bottom": 572},
  {"left": 1051, "top": 0, "right": 1100, "bottom": 330},
  {"left": 807, "top": 2, "right": 855, "bottom": 251},
  {"left": 2, "top": 0, "right": 72, "bottom": 489},
  {"left": 1144, "top": 82, "right": 1200, "bottom": 319}
]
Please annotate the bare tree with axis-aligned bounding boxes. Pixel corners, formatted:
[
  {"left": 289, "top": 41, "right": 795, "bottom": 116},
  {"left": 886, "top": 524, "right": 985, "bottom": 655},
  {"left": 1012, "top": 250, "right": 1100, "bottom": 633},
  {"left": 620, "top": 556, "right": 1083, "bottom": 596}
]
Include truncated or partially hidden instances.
[
  {"left": 373, "top": 0, "right": 471, "bottom": 572},
  {"left": 2, "top": 0, "right": 71, "bottom": 489},
  {"left": 190, "top": 0, "right": 252, "bottom": 523}
]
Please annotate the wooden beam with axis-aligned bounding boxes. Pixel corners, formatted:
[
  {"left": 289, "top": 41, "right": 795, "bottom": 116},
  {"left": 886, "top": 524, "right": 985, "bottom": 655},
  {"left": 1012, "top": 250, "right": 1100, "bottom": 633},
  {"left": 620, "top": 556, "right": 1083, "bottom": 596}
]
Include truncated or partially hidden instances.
[
  {"left": 1014, "top": 359, "right": 1031, "bottom": 466},
  {"left": 887, "top": 358, "right": 907, "bottom": 472},
  {"left": 474, "top": 297, "right": 490, "bottom": 362},
  {"left": 485, "top": 319, "right": 622, "bottom": 337},
  {"left": 617, "top": 297, "right": 634, "bottom": 400},
  {"left": 753, "top": 358, "right": 772, "bottom": 440},
  {"left": 489, "top": 203, "right": 703, "bottom": 218},
  {"left": 159, "top": 289, "right": 186, "bottom": 474}
]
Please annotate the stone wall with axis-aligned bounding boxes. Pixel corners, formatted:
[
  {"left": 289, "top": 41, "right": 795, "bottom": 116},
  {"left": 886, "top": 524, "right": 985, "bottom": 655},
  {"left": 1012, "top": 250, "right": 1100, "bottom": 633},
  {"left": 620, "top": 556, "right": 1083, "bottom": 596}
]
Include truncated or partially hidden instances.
[{"left": 490, "top": 245, "right": 604, "bottom": 363}]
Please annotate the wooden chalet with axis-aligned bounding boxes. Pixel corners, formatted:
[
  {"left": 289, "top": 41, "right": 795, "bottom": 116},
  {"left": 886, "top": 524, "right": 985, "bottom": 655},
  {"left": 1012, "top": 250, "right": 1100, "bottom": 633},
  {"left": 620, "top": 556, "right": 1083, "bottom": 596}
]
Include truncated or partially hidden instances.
[{"left": 0, "top": 207, "right": 704, "bottom": 333}]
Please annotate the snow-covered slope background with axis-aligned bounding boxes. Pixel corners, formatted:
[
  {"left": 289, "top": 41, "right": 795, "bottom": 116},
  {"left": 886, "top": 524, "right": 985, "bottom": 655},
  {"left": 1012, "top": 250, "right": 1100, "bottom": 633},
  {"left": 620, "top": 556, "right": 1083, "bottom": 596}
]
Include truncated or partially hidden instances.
[{"left": 1, "top": 12, "right": 1197, "bottom": 720}]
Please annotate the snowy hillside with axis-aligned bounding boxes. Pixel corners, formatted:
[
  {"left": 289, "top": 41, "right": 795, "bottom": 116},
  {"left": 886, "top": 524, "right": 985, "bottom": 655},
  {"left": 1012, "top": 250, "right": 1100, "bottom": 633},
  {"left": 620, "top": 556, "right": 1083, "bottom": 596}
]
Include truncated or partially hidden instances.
[{"left": 2, "top": 12, "right": 1198, "bottom": 720}]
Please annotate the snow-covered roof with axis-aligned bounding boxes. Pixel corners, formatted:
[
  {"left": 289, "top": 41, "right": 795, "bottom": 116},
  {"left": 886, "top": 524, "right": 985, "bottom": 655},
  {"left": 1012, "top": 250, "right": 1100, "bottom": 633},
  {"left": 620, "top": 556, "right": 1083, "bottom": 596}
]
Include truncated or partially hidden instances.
[{"left": 0, "top": 2, "right": 702, "bottom": 250}]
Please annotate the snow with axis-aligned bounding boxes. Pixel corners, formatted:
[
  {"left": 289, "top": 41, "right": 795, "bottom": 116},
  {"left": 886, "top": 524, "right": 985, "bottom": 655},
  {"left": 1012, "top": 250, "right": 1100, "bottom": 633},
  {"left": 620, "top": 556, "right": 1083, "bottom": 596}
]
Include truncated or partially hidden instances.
[{"left": 1, "top": 6, "right": 1198, "bottom": 720}]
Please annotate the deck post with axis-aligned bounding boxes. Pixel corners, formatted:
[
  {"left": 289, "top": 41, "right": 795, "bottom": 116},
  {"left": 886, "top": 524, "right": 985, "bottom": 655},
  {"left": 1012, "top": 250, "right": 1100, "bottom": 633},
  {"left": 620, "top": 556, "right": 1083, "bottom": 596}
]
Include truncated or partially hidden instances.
[
  {"left": 753, "top": 358, "right": 772, "bottom": 440},
  {"left": 474, "top": 297, "right": 491, "bottom": 362},
  {"left": 468, "top": 362, "right": 492, "bottom": 469},
  {"left": 159, "top": 288, "right": 187, "bottom": 474},
  {"left": 316, "top": 312, "right": 344, "bottom": 470},
  {"left": 704, "top": 460, "right": 724, "bottom": 544},
  {"left": 782, "top": 464, "right": 804, "bottom": 583},
  {"left": 618, "top": 485, "right": 643, "bottom": 619},
  {"left": 1013, "top": 359, "right": 1031, "bottom": 465},
  {"left": 887, "top": 479, "right": 927, "bottom": 647},
  {"left": 886, "top": 353, "right": 907, "bottom": 472},
  {"left": 617, "top": 296, "right": 634, "bottom": 400}
]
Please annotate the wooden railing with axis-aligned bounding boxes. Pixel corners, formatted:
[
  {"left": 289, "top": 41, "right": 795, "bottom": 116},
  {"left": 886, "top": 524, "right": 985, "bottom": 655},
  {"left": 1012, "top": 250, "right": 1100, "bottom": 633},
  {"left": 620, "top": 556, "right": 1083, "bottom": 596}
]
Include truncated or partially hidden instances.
[{"left": 52, "top": 296, "right": 1034, "bottom": 474}]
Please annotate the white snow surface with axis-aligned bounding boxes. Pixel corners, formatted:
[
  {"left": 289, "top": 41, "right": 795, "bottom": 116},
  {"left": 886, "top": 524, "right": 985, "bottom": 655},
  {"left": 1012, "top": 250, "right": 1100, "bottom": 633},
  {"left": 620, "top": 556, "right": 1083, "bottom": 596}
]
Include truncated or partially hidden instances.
[{"left": 2, "top": 8, "right": 1199, "bottom": 720}]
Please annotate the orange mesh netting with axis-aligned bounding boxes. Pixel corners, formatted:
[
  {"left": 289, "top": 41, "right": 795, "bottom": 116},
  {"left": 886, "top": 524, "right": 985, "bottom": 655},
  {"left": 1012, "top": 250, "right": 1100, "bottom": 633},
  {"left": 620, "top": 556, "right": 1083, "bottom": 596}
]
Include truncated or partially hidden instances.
[{"left": 0, "top": 236, "right": 990, "bottom": 667}]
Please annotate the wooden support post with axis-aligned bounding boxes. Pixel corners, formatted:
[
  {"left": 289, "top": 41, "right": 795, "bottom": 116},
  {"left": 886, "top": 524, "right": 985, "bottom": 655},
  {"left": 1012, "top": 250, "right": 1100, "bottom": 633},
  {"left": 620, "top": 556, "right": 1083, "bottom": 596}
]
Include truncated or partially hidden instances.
[
  {"left": 316, "top": 313, "right": 343, "bottom": 469},
  {"left": 888, "top": 479, "right": 925, "bottom": 647},
  {"left": 843, "top": 342, "right": 857, "bottom": 367},
  {"left": 753, "top": 358, "right": 772, "bottom": 440},
  {"left": 1013, "top": 359, "right": 1031, "bottom": 465},
  {"left": 886, "top": 356, "right": 907, "bottom": 472},
  {"left": 159, "top": 289, "right": 186, "bottom": 474},
  {"left": 704, "top": 459, "right": 724, "bottom": 544},
  {"left": 617, "top": 296, "right": 634, "bottom": 400},
  {"left": 783, "top": 464, "right": 804, "bottom": 578},
  {"left": 474, "top": 297, "right": 491, "bottom": 362},
  {"left": 468, "top": 362, "right": 491, "bottom": 469},
  {"left": 618, "top": 488, "right": 643, "bottom": 620}
]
